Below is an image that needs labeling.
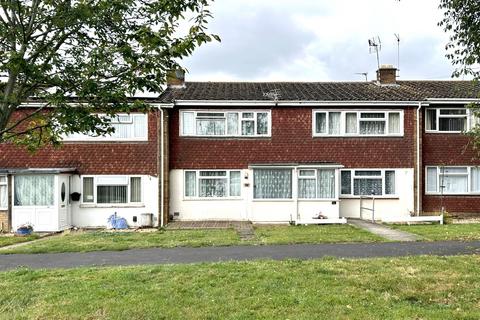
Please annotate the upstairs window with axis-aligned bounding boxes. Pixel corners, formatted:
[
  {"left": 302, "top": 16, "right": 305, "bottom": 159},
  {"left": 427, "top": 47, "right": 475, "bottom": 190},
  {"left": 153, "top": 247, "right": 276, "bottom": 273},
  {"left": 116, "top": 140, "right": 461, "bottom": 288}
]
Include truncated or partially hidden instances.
[
  {"left": 425, "top": 108, "right": 473, "bottom": 132},
  {"left": 426, "top": 166, "right": 480, "bottom": 195},
  {"left": 181, "top": 110, "right": 271, "bottom": 137},
  {"left": 64, "top": 114, "right": 148, "bottom": 141},
  {"left": 313, "top": 110, "right": 402, "bottom": 136},
  {"left": 340, "top": 169, "right": 396, "bottom": 197}
]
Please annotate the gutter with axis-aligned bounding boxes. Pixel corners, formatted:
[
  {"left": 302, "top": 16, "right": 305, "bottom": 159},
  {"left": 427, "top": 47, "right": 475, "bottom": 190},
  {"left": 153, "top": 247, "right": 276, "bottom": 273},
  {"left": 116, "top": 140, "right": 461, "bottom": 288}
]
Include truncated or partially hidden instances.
[{"left": 172, "top": 100, "right": 420, "bottom": 107}]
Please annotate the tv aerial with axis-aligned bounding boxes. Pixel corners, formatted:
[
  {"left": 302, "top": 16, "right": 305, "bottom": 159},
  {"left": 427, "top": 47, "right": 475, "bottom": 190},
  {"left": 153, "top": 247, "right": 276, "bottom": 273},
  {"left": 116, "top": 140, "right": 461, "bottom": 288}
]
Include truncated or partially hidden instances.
[
  {"left": 355, "top": 72, "right": 368, "bottom": 81},
  {"left": 368, "top": 36, "right": 382, "bottom": 70}
]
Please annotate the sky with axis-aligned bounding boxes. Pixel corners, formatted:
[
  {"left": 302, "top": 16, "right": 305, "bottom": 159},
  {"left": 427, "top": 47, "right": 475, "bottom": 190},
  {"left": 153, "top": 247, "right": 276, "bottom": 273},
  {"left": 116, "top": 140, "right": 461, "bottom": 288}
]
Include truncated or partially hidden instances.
[{"left": 180, "top": 0, "right": 458, "bottom": 82}]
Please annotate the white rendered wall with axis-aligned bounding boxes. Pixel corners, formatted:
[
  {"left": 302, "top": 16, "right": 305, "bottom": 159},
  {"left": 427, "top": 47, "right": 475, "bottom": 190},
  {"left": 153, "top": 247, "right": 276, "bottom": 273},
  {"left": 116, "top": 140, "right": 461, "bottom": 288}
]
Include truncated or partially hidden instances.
[
  {"left": 70, "top": 175, "right": 159, "bottom": 228},
  {"left": 339, "top": 168, "right": 415, "bottom": 220}
]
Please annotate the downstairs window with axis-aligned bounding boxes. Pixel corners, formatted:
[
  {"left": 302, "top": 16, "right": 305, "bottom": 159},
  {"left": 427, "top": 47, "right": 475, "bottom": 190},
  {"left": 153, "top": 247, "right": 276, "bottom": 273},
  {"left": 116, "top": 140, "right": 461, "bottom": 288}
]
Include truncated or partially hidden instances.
[
  {"left": 82, "top": 176, "right": 142, "bottom": 204},
  {"left": 340, "top": 169, "right": 396, "bottom": 197},
  {"left": 184, "top": 170, "right": 241, "bottom": 198},
  {"left": 426, "top": 166, "right": 480, "bottom": 195}
]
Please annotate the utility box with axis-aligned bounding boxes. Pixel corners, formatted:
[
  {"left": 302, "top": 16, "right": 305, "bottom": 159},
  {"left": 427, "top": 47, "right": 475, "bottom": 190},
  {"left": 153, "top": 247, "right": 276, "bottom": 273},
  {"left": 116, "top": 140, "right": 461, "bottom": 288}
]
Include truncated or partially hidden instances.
[{"left": 140, "top": 213, "right": 153, "bottom": 227}]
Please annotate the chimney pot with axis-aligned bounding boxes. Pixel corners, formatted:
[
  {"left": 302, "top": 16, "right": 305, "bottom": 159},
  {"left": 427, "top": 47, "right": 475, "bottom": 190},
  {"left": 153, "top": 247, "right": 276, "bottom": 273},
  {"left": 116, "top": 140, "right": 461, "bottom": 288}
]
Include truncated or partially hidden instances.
[
  {"left": 376, "top": 64, "right": 397, "bottom": 85},
  {"left": 166, "top": 69, "right": 185, "bottom": 88}
]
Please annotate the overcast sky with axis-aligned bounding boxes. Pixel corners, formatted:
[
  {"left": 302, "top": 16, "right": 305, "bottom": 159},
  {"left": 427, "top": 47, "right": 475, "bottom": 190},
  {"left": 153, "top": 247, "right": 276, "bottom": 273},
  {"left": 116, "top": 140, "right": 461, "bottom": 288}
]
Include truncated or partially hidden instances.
[{"left": 181, "top": 0, "right": 458, "bottom": 82}]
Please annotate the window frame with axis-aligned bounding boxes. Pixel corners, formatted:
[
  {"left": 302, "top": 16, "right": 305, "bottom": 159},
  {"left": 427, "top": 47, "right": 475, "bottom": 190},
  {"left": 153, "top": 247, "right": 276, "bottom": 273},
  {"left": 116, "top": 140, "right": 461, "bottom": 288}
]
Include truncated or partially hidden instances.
[
  {"left": 312, "top": 110, "right": 404, "bottom": 137},
  {"left": 425, "top": 107, "right": 473, "bottom": 133},
  {"left": 425, "top": 166, "right": 480, "bottom": 195},
  {"left": 297, "top": 168, "right": 338, "bottom": 200},
  {"left": 0, "top": 175, "right": 7, "bottom": 210},
  {"left": 63, "top": 113, "right": 148, "bottom": 142},
  {"left": 340, "top": 169, "right": 397, "bottom": 198},
  {"left": 183, "top": 169, "right": 242, "bottom": 200},
  {"left": 81, "top": 175, "right": 143, "bottom": 206},
  {"left": 179, "top": 110, "right": 272, "bottom": 138}
]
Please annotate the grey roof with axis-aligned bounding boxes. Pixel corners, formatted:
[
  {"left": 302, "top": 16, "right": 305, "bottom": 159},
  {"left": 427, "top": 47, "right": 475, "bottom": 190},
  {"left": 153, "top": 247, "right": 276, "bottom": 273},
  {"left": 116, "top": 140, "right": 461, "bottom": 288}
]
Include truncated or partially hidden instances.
[{"left": 159, "top": 80, "right": 480, "bottom": 103}]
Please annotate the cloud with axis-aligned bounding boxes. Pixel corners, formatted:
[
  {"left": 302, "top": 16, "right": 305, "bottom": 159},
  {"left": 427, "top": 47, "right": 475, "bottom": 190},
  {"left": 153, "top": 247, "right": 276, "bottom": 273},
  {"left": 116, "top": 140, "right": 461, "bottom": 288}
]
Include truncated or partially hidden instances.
[{"left": 182, "top": 0, "right": 456, "bottom": 81}]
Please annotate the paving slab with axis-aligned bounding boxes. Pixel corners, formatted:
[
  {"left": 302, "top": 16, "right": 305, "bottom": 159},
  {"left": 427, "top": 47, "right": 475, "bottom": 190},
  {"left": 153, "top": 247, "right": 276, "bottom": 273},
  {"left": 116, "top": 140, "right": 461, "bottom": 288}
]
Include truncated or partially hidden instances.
[
  {"left": 1, "top": 240, "right": 479, "bottom": 271},
  {"left": 349, "top": 219, "right": 420, "bottom": 241}
]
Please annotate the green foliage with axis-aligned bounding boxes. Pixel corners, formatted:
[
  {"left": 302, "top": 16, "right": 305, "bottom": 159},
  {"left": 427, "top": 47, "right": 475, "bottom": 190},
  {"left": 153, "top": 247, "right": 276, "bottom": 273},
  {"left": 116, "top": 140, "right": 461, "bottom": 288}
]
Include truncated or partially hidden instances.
[
  {"left": 0, "top": 0, "right": 218, "bottom": 149},
  {"left": 394, "top": 223, "right": 480, "bottom": 241}
]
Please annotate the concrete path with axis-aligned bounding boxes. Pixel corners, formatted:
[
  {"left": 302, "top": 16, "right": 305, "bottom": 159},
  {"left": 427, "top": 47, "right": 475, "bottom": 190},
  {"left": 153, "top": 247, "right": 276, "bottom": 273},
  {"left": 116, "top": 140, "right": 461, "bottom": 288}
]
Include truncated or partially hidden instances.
[
  {"left": 349, "top": 219, "right": 420, "bottom": 241},
  {"left": 1, "top": 240, "right": 479, "bottom": 271}
]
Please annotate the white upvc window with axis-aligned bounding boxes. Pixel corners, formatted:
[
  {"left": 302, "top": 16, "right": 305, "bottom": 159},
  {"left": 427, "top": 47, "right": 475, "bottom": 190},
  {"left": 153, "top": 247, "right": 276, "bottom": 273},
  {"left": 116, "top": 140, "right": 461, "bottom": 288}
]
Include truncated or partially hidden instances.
[
  {"left": 0, "top": 176, "right": 7, "bottom": 209},
  {"left": 313, "top": 110, "right": 403, "bottom": 136},
  {"left": 340, "top": 169, "right": 396, "bottom": 197},
  {"left": 297, "top": 169, "right": 336, "bottom": 199},
  {"left": 425, "top": 166, "right": 480, "bottom": 195},
  {"left": 253, "top": 168, "right": 292, "bottom": 200},
  {"left": 425, "top": 108, "right": 475, "bottom": 133},
  {"left": 82, "top": 176, "right": 142, "bottom": 204},
  {"left": 64, "top": 113, "right": 148, "bottom": 141},
  {"left": 184, "top": 170, "right": 241, "bottom": 198},
  {"left": 180, "top": 110, "right": 271, "bottom": 137}
]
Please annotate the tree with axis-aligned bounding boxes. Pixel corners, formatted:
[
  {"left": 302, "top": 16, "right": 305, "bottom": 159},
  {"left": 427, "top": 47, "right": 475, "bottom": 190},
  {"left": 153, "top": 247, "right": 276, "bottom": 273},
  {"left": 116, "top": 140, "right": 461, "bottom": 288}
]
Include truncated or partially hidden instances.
[
  {"left": 0, "top": 0, "right": 218, "bottom": 150},
  {"left": 439, "top": 0, "right": 480, "bottom": 155}
]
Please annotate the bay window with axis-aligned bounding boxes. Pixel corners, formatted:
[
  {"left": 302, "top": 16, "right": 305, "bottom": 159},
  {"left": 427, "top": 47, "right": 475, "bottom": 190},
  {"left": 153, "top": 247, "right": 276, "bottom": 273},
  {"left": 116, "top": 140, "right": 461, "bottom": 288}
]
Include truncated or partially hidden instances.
[
  {"left": 298, "top": 169, "right": 336, "bottom": 199},
  {"left": 82, "top": 176, "right": 142, "bottom": 204},
  {"left": 313, "top": 110, "right": 402, "bottom": 136},
  {"left": 340, "top": 169, "right": 396, "bottom": 197},
  {"left": 0, "top": 176, "right": 7, "bottom": 209},
  {"left": 184, "top": 170, "right": 241, "bottom": 198},
  {"left": 254, "top": 169, "right": 292, "bottom": 199},
  {"left": 425, "top": 166, "right": 480, "bottom": 194},
  {"left": 64, "top": 113, "right": 148, "bottom": 141},
  {"left": 425, "top": 108, "right": 473, "bottom": 132},
  {"left": 180, "top": 110, "right": 271, "bottom": 137}
]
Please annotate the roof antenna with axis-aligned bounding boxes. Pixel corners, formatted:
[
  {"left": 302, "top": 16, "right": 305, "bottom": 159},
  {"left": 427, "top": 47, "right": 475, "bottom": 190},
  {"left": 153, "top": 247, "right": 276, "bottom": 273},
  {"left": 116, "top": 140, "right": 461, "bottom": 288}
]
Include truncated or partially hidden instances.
[
  {"left": 368, "top": 36, "right": 382, "bottom": 70},
  {"left": 394, "top": 33, "right": 400, "bottom": 78},
  {"left": 355, "top": 72, "right": 368, "bottom": 81}
]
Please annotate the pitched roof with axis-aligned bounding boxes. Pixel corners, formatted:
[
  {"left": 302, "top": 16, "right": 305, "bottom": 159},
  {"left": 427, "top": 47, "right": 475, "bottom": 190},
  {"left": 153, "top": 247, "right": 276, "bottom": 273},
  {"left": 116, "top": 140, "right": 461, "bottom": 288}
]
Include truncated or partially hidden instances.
[{"left": 159, "top": 80, "right": 480, "bottom": 103}]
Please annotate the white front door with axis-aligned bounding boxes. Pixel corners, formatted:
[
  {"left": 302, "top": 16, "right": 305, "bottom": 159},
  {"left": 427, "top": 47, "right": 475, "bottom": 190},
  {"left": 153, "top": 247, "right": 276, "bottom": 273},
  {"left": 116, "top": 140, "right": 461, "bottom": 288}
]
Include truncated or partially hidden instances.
[
  {"left": 12, "top": 174, "right": 58, "bottom": 232},
  {"left": 57, "top": 175, "right": 71, "bottom": 230}
]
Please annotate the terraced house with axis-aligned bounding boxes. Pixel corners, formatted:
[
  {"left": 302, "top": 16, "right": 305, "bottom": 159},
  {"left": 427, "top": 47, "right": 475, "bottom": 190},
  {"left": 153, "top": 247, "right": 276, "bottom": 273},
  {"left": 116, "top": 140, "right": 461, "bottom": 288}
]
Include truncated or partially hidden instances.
[{"left": 1, "top": 65, "right": 480, "bottom": 231}]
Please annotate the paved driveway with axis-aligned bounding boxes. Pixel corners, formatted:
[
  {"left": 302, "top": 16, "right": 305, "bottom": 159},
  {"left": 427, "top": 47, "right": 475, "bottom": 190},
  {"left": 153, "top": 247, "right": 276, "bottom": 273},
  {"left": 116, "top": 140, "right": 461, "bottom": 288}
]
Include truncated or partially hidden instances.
[{"left": 1, "top": 240, "right": 480, "bottom": 271}]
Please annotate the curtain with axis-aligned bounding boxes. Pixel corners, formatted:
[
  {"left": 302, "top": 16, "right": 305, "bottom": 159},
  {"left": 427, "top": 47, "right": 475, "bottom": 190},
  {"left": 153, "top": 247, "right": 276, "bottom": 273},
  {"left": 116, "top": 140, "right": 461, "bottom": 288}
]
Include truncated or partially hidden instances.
[
  {"left": 182, "top": 112, "right": 195, "bottom": 135},
  {"left": 229, "top": 171, "right": 241, "bottom": 196},
  {"left": 130, "top": 177, "right": 142, "bottom": 202},
  {"left": 426, "top": 109, "right": 437, "bottom": 130},
  {"left": 345, "top": 113, "right": 357, "bottom": 134},
  {"left": 426, "top": 167, "right": 438, "bottom": 192},
  {"left": 83, "top": 177, "right": 94, "bottom": 202},
  {"left": 254, "top": 169, "right": 292, "bottom": 199},
  {"left": 241, "top": 120, "right": 255, "bottom": 135},
  {"left": 360, "top": 121, "right": 385, "bottom": 134},
  {"left": 354, "top": 178, "right": 382, "bottom": 196},
  {"left": 97, "top": 186, "right": 127, "bottom": 203},
  {"left": 439, "top": 118, "right": 466, "bottom": 131},
  {"left": 14, "top": 175, "right": 54, "bottom": 206},
  {"left": 227, "top": 113, "right": 239, "bottom": 135},
  {"left": 388, "top": 113, "right": 400, "bottom": 134},
  {"left": 0, "top": 177, "right": 6, "bottom": 208},
  {"left": 185, "top": 171, "right": 196, "bottom": 197},
  {"left": 199, "top": 179, "right": 227, "bottom": 197},
  {"left": 442, "top": 175, "right": 468, "bottom": 193},
  {"left": 341, "top": 171, "right": 351, "bottom": 194},
  {"left": 133, "top": 115, "right": 147, "bottom": 138},
  {"left": 197, "top": 119, "right": 225, "bottom": 135},
  {"left": 472, "top": 168, "right": 480, "bottom": 192},
  {"left": 111, "top": 115, "right": 131, "bottom": 138},
  {"left": 298, "top": 178, "right": 316, "bottom": 198},
  {"left": 329, "top": 112, "right": 341, "bottom": 134},
  {"left": 317, "top": 169, "right": 335, "bottom": 198},
  {"left": 256, "top": 112, "right": 269, "bottom": 134},
  {"left": 316, "top": 113, "right": 326, "bottom": 134},
  {"left": 385, "top": 170, "right": 395, "bottom": 195}
]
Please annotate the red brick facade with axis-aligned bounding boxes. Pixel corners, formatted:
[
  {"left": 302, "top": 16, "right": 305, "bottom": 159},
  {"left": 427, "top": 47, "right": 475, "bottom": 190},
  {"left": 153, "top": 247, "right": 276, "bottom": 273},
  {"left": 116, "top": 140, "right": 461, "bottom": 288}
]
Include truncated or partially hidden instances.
[
  {"left": 0, "top": 109, "right": 159, "bottom": 175},
  {"left": 421, "top": 108, "right": 480, "bottom": 215},
  {"left": 169, "top": 107, "right": 416, "bottom": 169}
]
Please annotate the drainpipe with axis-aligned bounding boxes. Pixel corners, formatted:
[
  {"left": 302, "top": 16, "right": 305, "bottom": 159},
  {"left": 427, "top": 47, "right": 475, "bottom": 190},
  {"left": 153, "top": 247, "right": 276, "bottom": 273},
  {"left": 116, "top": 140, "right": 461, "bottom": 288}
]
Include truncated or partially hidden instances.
[
  {"left": 160, "top": 107, "right": 164, "bottom": 227},
  {"left": 416, "top": 102, "right": 422, "bottom": 216}
]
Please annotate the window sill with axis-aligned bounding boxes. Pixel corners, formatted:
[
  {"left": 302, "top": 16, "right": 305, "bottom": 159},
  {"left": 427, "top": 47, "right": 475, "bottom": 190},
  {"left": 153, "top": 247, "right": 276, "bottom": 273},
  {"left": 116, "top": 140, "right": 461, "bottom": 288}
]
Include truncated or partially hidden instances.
[
  {"left": 252, "top": 199, "right": 294, "bottom": 202},
  {"left": 339, "top": 196, "right": 400, "bottom": 200},
  {"left": 424, "top": 131, "right": 465, "bottom": 134},
  {"left": 183, "top": 197, "right": 243, "bottom": 201},
  {"left": 312, "top": 135, "right": 404, "bottom": 138},
  {"left": 425, "top": 193, "right": 480, "bottom": 196},
  {"left": 80, "top": 203, "right": 145, "bottom": 208},
  {"left": 298, "top": 198, "right": 339, "bottom": 202},
  {"left": 180, "top": 135, "right": 271, "bottom": 139}
]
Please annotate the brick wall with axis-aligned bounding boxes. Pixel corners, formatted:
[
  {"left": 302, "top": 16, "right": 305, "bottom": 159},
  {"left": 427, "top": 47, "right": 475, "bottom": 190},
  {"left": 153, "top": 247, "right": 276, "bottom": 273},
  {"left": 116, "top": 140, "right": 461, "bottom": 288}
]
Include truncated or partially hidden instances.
[
  {"left": 170, "top": 107, "right": 416, "bottom": 169},
  {"left": 421, "top": 108, "right": 480, "bottom": 215},
  {"left": 0, "top": 211, "right": 8, "bottom": 232},
  {"left": 0, "top": 109, "right": 159, "bottom": 175}
]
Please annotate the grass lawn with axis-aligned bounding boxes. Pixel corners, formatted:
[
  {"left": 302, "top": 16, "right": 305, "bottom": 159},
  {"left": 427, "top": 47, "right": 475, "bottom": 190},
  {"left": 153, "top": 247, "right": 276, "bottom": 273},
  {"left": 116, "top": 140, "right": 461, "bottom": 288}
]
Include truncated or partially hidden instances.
[
  {"left": 393, "top": 223, "right": 480, "bottom": 241},
  {"left": 1, "top": 255, "right": 479, "bottom": 319},
  {"left": 0, "top": 234, "right": 39, "bottom": 248},
  {"left": 0, "top": 224, "right": 385, "bottom": 254},
  {"left": 254, "top": 224, "right": 384, "bottom": 244}
]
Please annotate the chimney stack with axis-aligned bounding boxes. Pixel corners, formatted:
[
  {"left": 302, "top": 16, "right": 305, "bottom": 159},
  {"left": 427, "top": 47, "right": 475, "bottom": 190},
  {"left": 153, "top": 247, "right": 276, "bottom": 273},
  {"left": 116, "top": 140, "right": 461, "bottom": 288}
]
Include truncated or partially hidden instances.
[
  {"left": 376, "top": 64, "right": 397, "bottom": 85},
  {"left": 166, "top": 69, "right": 185, "bottom": 88}
]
